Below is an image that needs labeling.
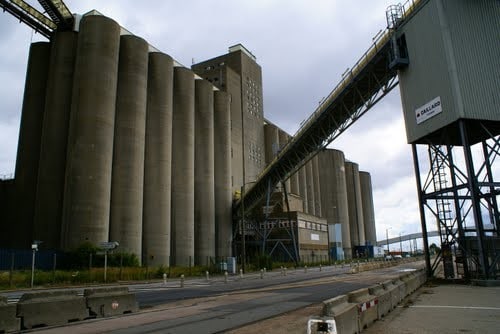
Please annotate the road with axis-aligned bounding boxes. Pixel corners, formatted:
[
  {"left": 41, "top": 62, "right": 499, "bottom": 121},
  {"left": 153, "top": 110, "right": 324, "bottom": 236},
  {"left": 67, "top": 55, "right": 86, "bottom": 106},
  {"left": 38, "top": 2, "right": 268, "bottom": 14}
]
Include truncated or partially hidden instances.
[{"left": 20, "top": 260, "right": 424, "bottom": 334}]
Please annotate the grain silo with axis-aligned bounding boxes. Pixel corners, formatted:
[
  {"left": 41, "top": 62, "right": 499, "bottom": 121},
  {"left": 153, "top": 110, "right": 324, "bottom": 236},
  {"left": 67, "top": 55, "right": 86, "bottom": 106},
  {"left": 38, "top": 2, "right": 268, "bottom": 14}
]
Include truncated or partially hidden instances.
[
  {"left": 312, "top": 155, "right": 322, "bottom": 217},
  {"left": 318, "top": 149, "right": 350, "bottom": 259},
  {"left": 214, "top": 91, "right": 232, "bottom": 258},
  {"left": 61, "top": 15, "right": 121, "bottom": 249},
  {"left": 33, "top": 32, "right": 77, "bottom": 250},
  {"left": 194, "top": 79, "right": 215, "bottom": 265},
  {"left": 171, "top": 67, "right": 195, "bottom": 266},
  {"left": 13, "top": 41, "right": 51, "bottom": 249},
  {"left": 305, "top": 160, "right": 315, "bottom": 216},
  {"left": 359, "top": 171, "right": 376, "bottom": 246},
  {"left": 345, "top": 161, "right": 365, "bottom": 253},
  {"left": 109, "top": 35, "right": 149, "bottom": 259},
  {"left": 142, "top": 52, "right": 174, "bottom": 267}
]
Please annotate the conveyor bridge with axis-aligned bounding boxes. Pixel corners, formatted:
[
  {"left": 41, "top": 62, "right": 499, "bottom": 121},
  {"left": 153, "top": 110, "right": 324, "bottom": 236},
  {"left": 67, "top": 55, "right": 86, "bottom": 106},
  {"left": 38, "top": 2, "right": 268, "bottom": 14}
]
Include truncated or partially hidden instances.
[{"left": 235, "top": 0, "right": 426, "bottom": 215}]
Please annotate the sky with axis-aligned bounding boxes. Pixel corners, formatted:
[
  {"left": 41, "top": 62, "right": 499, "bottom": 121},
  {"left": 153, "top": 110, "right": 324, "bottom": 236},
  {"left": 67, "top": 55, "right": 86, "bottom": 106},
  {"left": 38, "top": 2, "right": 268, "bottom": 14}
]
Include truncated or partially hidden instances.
[{"left": 0, "top": 0, "right": 430, "bottom": 251}]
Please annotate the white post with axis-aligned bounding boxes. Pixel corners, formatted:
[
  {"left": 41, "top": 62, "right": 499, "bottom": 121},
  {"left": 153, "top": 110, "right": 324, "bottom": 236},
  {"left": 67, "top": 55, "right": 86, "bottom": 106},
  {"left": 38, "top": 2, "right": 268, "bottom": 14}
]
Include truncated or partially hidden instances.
[
  {"left": 104, "top": 251, "right": 108, "bottom": 283},
  {"left": 30, "top": 248, "right": 36, "bottom": 289}
]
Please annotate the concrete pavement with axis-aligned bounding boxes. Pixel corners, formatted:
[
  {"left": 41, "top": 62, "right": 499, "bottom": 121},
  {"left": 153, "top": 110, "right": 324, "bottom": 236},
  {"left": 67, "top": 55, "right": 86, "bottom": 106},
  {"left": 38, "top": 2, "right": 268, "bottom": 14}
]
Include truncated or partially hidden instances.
[
  {"left": 362, "top": 282, "right": 500, "bottom": 334},
  {"left": 229, "top": 280, "right": 500, "bottom": 334}
]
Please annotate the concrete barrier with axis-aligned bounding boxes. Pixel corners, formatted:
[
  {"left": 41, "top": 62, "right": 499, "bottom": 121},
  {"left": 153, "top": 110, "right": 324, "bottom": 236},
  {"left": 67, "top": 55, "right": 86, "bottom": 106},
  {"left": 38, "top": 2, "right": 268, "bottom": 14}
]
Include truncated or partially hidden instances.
[
  {"left": 348, "top": 288, "right": 378, "bottom": 330},
  {"left": 0, "top": 296, "right": 20, "bottom": 333},
  {"left": 17, "top": 290, "right": 88, "bottom": 329},
  {"left": 382, "top": 279, "right": 401, "bottom": 310},
  {"left": 322, "top": 295, "right": 358, "bottom": 334},
  {"left": 400, "top": 273, "right": 413, "bottom": 297},
  {"left": 393, "top": 277, "right": 406, "bottom": 302},
  {"left": 84, "top": 287, "right": 138, "bottom": 318},
  {"left": 368, "top": 284, "right": 391, "bottom": 319}
]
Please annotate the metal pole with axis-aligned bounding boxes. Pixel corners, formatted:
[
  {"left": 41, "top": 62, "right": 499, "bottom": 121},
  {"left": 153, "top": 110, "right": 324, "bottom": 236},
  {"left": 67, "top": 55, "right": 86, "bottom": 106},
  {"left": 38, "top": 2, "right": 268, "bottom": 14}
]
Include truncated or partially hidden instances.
[
  {"left": 30, "top": 248, "right": 35, "bottom": 289},
  {"left": 104, "top": 251, "right": 108, "bottom": 283},
  {"left": 386, "top": 227, "right": 391, "bottom": 254},
  {"left": 459, "top": 120, "right": 489, "bottom": 278},
  {"left": 399, "top": 233, "right": 403, "bottom": 254},
  {"left": 241, "top": 184, "right": 246, "bottom": 273},
  {"left": 412, "top": 144, "right": 432, "bottom": 277}
]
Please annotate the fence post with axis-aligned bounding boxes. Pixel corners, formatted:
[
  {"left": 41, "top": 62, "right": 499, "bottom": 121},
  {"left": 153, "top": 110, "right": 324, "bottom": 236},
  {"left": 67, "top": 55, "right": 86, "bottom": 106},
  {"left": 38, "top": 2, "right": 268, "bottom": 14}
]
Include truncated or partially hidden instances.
[
  {"left": 52, "top": 253, "right": 57, "bottom": 284},
  {"left": 118, "top": 253, "right": 123, "bottom": 280},
  {"left": 9, "top": 252, "right": 14, "bottom": 287}
]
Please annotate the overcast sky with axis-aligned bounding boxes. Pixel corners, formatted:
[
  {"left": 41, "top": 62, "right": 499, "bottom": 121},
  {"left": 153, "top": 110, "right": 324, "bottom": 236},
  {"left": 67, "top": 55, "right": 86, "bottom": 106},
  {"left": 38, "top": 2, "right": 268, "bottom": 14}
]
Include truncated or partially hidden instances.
[{"left": 0, "top": 0, "right": 430, "bottom": 250}]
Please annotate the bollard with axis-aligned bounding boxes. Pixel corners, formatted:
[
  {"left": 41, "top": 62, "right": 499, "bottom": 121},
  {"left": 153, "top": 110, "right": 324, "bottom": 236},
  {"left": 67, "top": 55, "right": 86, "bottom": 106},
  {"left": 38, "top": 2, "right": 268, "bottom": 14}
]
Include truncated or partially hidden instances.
[
  {"left": 163, "top": 273, "right": 167, "bottom": 285},
  {"left": 264, "top": 267, "right": 267, "bottom": 273},
  {"left": 224, "top": 271, "right": 228, "bottom": 284},
  {"left": 305, "top": 265, "right": 308, "bottom": 273},
  {"left": 284, "top": 267, "right": 287, "bottom": 276},
  {"left": 180, "top": 274, "right": 185, "bottom": 288},
  {"left": 239, "top": 269, "right": 243, "bottom": 278},
  {"left": 260, "top": 269, "right": 264, "bottom": 279},
  {"left": 281, "top": 266, "right": 285, "bottom": 276},
  {"left": 320, "top": 264, "right": 322, "bottom": 272},
  {"left": 206, "top": 271, "right": 209, "bottom": 281}
]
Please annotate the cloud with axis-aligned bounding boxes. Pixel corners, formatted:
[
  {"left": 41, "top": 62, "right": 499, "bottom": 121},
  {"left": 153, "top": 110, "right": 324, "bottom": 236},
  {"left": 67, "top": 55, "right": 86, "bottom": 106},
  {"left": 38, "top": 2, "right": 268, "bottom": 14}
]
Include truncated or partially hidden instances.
[{"left": 0, "top": 0, "right": 423, "bottom": 241}]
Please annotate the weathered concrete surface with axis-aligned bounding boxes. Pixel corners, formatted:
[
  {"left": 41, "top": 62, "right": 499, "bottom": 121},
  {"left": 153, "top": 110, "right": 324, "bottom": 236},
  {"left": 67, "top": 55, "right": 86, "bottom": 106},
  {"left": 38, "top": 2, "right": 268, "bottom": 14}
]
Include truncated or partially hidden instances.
[
  {"left": 110, "top": 34, "right": 149, "bottom": 259},
  {"left": 142, "top": 52, "right": 174, "bottom": 267},
  {"left": 17, "top": 290, "right": 88, "bottom": 329},
  {"left": 62, "top": 15, "right": 121, "bottom": 249},
  {"left": 84, "top": 287, "right": 138, "bottom": 318},
  {"left": 0, "top": 295, "right": 20, "bottom": 333},
  {"left": 364, "top": 283, "right": 500, "bottom": 334}
]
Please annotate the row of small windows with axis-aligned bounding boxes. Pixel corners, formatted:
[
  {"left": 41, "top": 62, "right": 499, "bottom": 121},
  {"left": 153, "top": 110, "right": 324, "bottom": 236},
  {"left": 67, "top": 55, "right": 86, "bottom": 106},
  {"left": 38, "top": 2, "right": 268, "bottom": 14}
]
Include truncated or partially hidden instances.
[
  {"left": 204, "top": 62, "right": 225, "bottom": 71},
  {"left": 248, "top": 142, "right": 263, "bottom": 165},
  {"left": 259, "top": 221, "right": 297, "bottom": 229},
  {"left": 245, "top": 77, "right": 261, "bottom": 117},
  {"left": 298, "top": 220, "right": 328, "bottom": 232}
]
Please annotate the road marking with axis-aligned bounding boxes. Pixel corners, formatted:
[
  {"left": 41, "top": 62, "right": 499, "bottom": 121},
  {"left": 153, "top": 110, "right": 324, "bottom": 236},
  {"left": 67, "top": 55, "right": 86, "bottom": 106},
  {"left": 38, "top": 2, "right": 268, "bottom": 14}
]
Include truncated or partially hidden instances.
[{"left": 409, "top": 305, "right": 500, "bottom": 311}]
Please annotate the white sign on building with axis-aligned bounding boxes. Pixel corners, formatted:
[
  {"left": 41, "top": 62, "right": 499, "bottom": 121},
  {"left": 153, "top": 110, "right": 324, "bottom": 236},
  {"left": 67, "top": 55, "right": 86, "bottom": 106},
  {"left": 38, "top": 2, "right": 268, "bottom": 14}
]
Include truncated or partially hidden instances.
[{"left": 415, "top": 96, "right": 442, "bottom": 124}]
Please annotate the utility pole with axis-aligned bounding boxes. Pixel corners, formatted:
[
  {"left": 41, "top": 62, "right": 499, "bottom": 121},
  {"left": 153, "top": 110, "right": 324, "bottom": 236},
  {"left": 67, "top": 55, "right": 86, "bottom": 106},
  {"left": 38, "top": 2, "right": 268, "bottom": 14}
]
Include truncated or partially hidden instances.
[{"left": 386, "top": 227, "right": 392, "bottom": 254}]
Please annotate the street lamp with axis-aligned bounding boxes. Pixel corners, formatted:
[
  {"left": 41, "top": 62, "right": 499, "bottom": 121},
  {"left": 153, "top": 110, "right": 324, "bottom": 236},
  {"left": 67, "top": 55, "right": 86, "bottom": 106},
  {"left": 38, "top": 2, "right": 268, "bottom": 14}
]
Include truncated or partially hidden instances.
[
  {"left": 399, "top": 231, "right": 404, "bottom": 255},
  {"left": 31, "top": 240, "right": 43, "bottom": 288},
  {"left": 386, "top": 227, "right": 392, "bottom": 255}
]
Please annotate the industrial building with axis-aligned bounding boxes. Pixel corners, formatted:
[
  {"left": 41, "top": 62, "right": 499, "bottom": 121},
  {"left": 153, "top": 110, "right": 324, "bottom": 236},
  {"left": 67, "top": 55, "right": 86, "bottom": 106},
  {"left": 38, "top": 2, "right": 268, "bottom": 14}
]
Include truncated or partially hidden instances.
[{"left": 0, "top": 10, "right": 378, "bottom": 266}]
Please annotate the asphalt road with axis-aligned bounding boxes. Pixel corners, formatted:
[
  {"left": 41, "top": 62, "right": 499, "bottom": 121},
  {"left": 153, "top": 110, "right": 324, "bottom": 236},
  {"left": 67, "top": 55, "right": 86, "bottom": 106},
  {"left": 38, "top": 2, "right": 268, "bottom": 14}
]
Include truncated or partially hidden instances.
[{"left": 25, "top": 260, "right": 425, "bottom": 334}]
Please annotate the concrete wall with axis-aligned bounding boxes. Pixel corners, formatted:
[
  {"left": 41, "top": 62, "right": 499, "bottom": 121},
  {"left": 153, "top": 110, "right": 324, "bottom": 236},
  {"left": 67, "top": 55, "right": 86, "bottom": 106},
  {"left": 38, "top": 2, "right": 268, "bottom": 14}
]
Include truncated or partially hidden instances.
[
  {"left": 278, "top": 130, "right": 291, "bottom": 191},
  {"left": 214, "top": 91, "right": 232, "bottom": 258},
  {"left": 142, "top": 52, "right": 174, "bottom": 266},
  {"left": 264, "top": 123, "right": 279, "bottom": 164},
  {"left": 297, "top": 212, "right": 329, "bottom": 260},
  {"left": 171, "top": 67, "right": 195, "bottom": 266},
  {"left": 61, "top": 15, "right": 121, "bottom": 249},
  {"left": 109, "top": 35, "right": 149, "bottom": 259},
  {"left": 194, "top": 79, "right": 215, "bottom": 265}
]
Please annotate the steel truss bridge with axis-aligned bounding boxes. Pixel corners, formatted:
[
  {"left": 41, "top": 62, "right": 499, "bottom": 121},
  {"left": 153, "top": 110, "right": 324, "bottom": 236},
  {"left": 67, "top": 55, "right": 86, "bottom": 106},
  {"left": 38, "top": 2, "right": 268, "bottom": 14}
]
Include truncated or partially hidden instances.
[{"left": 234, "top": 1, "right": 423, "bottom": 214}]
